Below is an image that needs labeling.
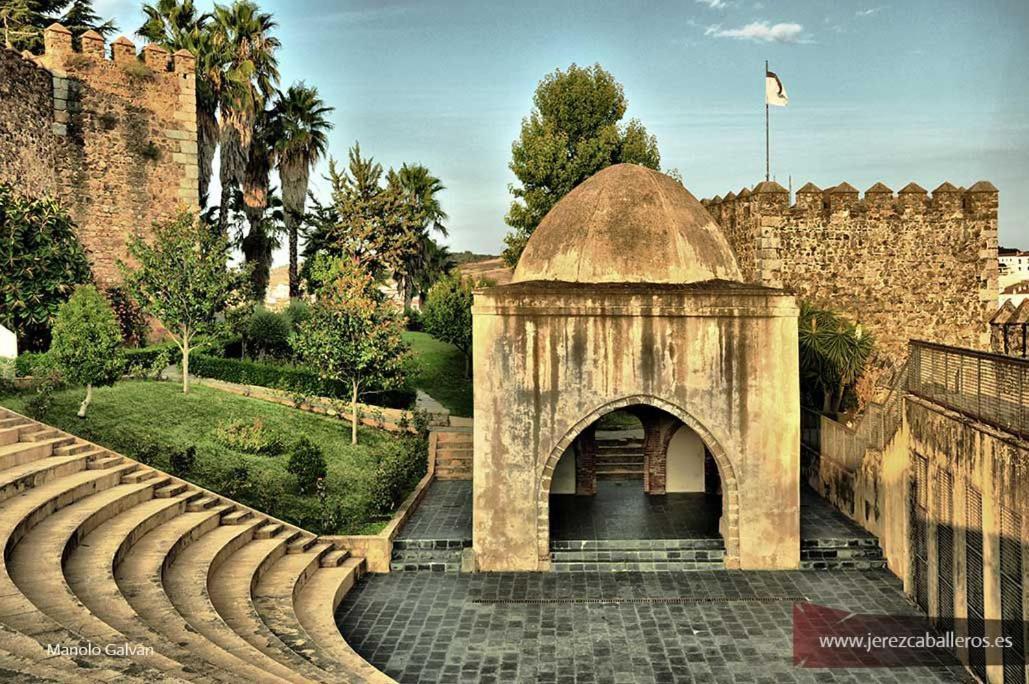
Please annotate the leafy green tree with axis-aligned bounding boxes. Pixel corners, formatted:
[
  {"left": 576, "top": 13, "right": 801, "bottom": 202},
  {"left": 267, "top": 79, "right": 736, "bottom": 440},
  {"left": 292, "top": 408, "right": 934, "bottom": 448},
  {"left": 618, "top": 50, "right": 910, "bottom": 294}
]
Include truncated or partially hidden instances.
[
  {"left": 120, "top": 212, "right": 246, "bottom": 394},
  {"left": 415, "top": 238, "right": 454, "bottom": 304},
  {"left": 0, "top": 183, "right": 92, "bottom": 351},
  {"left": 422, "top": 273, "right": 474, "bottom": 377},
  {"left": 798, "top": 302, "right": 875, "bottom": 415},
  {"left": 50, "top": 285, "right": 123, "bottom": 417},
  {"left": 290, "top": 258, "right": 409, "bottom": 444},
  {"left": 301, "top": 144, "right": 421, "bottom": 285},
  {"left": 274, "top": 82, "right": 334, "bottom": 299},
  {"left": 502, "top": 63, "right": 661, "bottom": 265}
]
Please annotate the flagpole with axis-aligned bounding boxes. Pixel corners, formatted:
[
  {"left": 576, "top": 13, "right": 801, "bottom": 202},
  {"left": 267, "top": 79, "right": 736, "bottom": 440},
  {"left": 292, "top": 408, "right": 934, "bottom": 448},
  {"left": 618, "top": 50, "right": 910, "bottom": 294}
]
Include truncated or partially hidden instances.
[{"left": 765, "top": 60, "right": 770, "bottom": 182}]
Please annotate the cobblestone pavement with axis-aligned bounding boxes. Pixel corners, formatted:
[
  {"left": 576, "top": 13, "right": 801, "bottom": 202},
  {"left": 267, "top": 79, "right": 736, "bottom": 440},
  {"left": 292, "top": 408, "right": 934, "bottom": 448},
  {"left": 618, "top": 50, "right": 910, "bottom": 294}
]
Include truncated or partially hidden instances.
[
  {"left": 551, "top": 481, "right": 721, "bottom": 540},
  {"left": 396, "top": 481, "right": 473, "bottom": 540},
  {"left": 337, "top": 570, "right": 968, "bottom": 683}
]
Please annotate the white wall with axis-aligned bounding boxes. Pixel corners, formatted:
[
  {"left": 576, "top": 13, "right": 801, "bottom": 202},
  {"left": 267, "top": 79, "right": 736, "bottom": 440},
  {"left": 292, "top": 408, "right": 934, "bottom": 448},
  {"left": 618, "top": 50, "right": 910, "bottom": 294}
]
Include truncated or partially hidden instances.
[
  {"left": 552, "top": 445, "right": 576, "bottom": 494},
  {"left": 666, "top": 425, "right": 706, "bottom": 492}
]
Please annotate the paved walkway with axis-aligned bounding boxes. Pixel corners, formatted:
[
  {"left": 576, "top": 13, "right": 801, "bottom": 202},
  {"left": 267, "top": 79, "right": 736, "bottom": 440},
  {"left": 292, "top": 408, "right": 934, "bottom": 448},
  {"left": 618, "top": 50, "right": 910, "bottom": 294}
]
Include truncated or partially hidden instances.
[
  {"left": 336, "top": 570, "right": 967, "bottom": 683},
  {"left": 395, "top": 481, "right": 870, "bottom": 545}
]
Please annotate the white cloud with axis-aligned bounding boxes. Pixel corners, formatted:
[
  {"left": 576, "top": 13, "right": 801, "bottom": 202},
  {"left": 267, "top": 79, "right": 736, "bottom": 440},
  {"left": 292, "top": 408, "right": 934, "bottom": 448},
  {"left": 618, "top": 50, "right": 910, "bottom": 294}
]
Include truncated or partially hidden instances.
[
  {"left": 706, "top": 20, "right": 807, "bottom": 44},
  {"left": 856, "top": 7, "right": 885, "bottom": 16},
  {"left": 695, "top": 0, "right": 729, "bottom": 9}
]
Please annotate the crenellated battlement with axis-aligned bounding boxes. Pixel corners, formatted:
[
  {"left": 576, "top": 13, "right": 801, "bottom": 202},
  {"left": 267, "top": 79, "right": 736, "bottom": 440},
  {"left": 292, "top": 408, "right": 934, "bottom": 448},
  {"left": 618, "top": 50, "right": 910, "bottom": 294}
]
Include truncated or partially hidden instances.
[
  {"left": 34, "top": 23, "right": 195, "bottom": 74},
  {"left": 700, "top": 177, "right": 999, "bottom": 363},
  {"left": 701, "top": 179, "right": 999, "bottom": 222},
  {"left": 0, "top": 23, "right": 199, "bottom": 285}
]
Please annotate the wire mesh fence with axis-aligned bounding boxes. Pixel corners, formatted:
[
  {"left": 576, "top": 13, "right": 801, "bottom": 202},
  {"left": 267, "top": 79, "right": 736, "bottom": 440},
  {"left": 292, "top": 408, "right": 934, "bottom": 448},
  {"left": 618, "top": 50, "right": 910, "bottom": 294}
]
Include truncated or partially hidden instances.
[{"left": 909, "top": 340, "right": 1029, "bottom": 440}]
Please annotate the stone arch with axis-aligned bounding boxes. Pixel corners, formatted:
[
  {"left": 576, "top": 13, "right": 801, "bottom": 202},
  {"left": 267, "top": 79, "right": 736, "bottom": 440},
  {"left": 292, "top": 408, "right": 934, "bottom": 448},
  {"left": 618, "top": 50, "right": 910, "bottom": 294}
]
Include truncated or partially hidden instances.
[{"left": 536, "top": 393, "right": 741, "bottom": 568}]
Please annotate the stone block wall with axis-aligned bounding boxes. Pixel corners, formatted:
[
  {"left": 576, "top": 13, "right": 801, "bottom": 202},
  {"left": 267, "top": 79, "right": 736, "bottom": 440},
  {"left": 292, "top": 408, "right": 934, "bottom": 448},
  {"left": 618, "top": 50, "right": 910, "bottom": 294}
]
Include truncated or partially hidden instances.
[
  {"left": 0, "top": 24, "right": 199, "bottom": 285},
  {"left": 702, "top": 181, "right": 999, "bottom": 364}
]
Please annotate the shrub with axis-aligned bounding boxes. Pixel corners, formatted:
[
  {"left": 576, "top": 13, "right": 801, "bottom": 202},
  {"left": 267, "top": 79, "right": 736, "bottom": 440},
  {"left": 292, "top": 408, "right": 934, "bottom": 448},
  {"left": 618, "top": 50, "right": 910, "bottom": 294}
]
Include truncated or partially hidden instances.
[
  {"left": 213, "top": 417, "right": 285, "bottom": 455},
  {"left": 422, "top": 273, "right": 473, "bottom": 377},
  {"left": 404, "top": 307, "right": 423, "bottom": 331},
  {"left": 123, "top": 342, "right": 181, "bottom": 379},
  {"left": 245, "top": 308, "right": 291, "bottom": 360},
  {"left": 189, "top": 354, "right": 416, "bottom": 409},
  {"left": 287, "top": 437, "right": 327, "bottom": 495},
  {"left": 0, "top": 183, "right": 92, "bottom": 351},
  {"left": 50, "top": 285, "right": 124, "bottom": 417},
  {"left": 14, "top": 351, "right": 49, "bottom": 377},
  {"left": 220, "top": 463, "right": 256, "bottom": 502},
  {"left": 104, "top": 286, "right": 148, "bottom": 347},
  {"left": 369, "top": 436, "right": 428, "bottom": 514},
  {"left": 169, "top": 445, "right": 196, "bottom": 478},
  {"left": 282, "top": 300, "right": 311, "bottom": 332}
]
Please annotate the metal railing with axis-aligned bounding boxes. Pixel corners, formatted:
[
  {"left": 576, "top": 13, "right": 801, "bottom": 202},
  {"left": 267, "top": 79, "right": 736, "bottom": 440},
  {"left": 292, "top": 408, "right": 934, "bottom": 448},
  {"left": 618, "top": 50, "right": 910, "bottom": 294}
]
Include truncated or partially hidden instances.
[{"left": 908, "top": 340, "right": 1029, "bottom": 440}]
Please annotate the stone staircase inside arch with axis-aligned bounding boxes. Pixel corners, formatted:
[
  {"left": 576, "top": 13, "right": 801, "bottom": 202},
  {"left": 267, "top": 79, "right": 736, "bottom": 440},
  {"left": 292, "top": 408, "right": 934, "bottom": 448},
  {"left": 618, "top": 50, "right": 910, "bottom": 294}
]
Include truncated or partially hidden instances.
[
  {"left": 595, "top": 434, "right": 644, "bottom": 479},
  {"left": 0, "top": 407, "right": 392, "bottom": 683}
]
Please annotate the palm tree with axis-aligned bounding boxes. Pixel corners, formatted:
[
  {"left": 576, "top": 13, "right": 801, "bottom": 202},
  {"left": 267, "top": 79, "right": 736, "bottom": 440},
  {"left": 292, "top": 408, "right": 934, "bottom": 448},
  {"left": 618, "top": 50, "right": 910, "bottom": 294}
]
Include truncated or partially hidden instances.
[
  {"left": 138, "top": 0, "right": 224, "bottom": 206},
  {"left": 387, "top": 164, "right": 448, "bottom": 309},
  {"left": 274, "top": 83, "right": 334, "bottom": 299},
  {"left": 415, "top": 238, "right": 454, "bottom": 303},
  {"left": 798, "top": 302, "right": 875, "bottom": 415},
  {"left": 211, "top": 0, "right": 279, "bottom": 236}
]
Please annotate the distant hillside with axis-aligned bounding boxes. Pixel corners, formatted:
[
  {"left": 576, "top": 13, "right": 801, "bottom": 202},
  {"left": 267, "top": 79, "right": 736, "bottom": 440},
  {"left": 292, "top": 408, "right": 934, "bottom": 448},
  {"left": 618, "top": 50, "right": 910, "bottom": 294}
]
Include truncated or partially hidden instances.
[
  {"left": 455, "top": 255, "right": 514, "bottom": 286},
  {"left": 450, "top": 251, "right": 499, "bottom": 265}
]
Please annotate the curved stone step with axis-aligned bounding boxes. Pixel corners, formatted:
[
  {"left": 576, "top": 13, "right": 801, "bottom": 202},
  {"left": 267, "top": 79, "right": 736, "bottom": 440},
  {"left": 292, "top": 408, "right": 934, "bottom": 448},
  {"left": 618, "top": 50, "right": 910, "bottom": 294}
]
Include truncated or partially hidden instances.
[
  {"left": 0, "top": 453, "right": 95, "bottom": 504},
  {"left": 0, "top": 463, "right": 175, "bottom": 681},
  {"left": 115, "top": 507, "right": 291, "bottom": 683},
  {"left": 7, "top": 480, "right": 200, "bottom": 680},
  {"left": 253, "top": 543, "right": 351, "bottom": 676},
  {"left": 0, "top": 622, "right": 151, "bottom": 684},
  {"left": 208, "top": 536, "right": 331, "bottom": 682},
  {"left": 294, "top": 558, "right": 392, "bottom": 684},
  {"left": 0, "top": 437, "right": 68, "bottom": 471},
  {"left": 162, "top": 520, "right": 308, "bottom": 684}
]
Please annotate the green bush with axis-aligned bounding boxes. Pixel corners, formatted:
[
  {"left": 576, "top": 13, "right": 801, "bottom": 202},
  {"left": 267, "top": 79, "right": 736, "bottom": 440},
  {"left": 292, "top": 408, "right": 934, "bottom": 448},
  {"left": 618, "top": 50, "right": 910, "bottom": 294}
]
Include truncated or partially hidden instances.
[
  {"left": 0, "top": 183, "right": 92, "bottom": 352},
  {"left": 287, "top": 437, "right": 326, "bottom": 495},
  {"left": 169, "top": 445, "right": 196, "bottom": 478},
  {"left": 189, "top": 354, "right": 416, "bottom": 409},
  {"left": 245, "top": 308, "right": 291, "bottom": 359},
  {"left": 212, "top": 417, "right": 285, "bottom": 455},
  {"left": 404, "top": 307, "right": 423, "bottom": 332},
  {"left": 14, "top": 352, "right": 50, "bottom": 377},
  {"left": 282, "top": 300, "right": 311, "bottom": 332},
  {"left": 369, "top": 436, "right": 428, "bottom": 514}
]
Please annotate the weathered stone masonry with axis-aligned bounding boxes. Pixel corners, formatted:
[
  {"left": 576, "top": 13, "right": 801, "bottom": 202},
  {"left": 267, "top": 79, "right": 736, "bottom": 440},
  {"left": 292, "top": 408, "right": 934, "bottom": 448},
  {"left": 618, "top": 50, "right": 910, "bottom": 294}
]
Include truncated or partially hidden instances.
[
  {"left": 702, "top": 181, "right": 999, "bottom": 364},
  {"left": 0, "top": 23, "right": 198, "bottom": 284}
]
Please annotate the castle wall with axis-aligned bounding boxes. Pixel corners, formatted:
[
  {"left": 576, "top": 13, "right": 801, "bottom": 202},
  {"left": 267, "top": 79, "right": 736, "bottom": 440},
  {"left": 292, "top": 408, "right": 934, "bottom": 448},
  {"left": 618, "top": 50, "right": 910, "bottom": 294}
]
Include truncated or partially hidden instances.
[
  {"left": 702, "top": 181, "right": 999, "bottom": 363},
  {"left": 0, "top": 25, "right": 199, "bottom": 285}
]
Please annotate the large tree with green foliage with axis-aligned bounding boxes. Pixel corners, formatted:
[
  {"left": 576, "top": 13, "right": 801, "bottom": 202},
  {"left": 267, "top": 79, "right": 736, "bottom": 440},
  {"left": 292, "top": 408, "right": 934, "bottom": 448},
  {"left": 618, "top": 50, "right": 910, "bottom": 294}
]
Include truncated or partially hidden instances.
[
  {"left": 422, "top": 273, "right": 474, "bottom": 377},
  {"left": 274, "top": 82, "right": 334, "bottom": 299},
  {"left": 120, "top": 212, "right": 245, "bottom": 394},
  {"left": 301, "top": 144, "right": 421, "bottom": 287},
  {"left": 50, "top": 285, "right": 123, "bottom": 417},
  {"left": 0, "top": 183, "right": 92, "bottom": 351},
  {"left": 387, "top": 163, "right": 448, "bottom": 310},
  {"left": 290, "top": 258, "right": 409, "bottom": 444},
  {"left": 798, "top": 302, "right": 875, "bottom": 416},
  {"left": 502, "top": 63, "right": 661, "bottom": 265}
]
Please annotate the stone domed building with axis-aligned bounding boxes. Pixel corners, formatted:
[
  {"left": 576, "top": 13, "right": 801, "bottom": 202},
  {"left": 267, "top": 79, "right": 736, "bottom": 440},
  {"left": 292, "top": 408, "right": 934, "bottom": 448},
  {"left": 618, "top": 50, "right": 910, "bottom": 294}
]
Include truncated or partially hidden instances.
[{"left": 471, "top": 163, "right": 801, "bottom": 571}]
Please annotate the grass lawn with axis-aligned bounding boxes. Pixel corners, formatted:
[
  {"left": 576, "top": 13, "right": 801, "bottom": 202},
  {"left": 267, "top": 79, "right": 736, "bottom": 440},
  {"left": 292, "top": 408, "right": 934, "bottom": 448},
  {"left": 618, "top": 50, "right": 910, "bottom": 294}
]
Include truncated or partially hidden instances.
[
  {"left": 0, "top": 380, "right": 414, "bottom": 535},
  {"left": 403, "top": 331, "right": 473, "bottom": 417}
]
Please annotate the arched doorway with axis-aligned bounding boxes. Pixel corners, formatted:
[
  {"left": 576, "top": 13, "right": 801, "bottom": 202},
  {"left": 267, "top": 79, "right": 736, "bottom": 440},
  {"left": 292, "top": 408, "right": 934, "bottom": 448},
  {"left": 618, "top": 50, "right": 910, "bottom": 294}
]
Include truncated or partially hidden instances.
[{"left": 536, "top": 395, "right": 741, "bottom": 569}]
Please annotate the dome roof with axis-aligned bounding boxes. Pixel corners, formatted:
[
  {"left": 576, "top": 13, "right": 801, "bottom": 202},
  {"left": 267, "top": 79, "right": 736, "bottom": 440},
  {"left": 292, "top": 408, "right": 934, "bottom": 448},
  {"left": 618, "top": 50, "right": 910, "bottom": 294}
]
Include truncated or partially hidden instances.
[{"left": 512, "top": 164, "right": 742, "bottom": 284}]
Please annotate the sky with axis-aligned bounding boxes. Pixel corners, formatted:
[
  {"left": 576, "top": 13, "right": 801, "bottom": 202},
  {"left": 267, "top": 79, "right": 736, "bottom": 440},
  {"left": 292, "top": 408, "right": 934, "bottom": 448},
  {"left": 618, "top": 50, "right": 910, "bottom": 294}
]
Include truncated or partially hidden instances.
[{"left": 94, "top": 0, "right": 1029, "bottom": 261}]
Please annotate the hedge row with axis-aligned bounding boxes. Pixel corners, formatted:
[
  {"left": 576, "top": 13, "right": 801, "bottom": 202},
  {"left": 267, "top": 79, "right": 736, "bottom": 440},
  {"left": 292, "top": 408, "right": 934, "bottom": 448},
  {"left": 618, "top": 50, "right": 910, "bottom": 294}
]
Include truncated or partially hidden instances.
[{"left": 189, "top": 354, "right": 416, "bottom": 410}]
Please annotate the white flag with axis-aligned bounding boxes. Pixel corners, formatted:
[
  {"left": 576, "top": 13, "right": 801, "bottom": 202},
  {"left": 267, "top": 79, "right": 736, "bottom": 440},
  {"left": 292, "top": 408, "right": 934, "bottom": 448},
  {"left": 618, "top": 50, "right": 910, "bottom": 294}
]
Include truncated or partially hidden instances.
[{"left": 765, "top": 70, "right": 788, "bottom": 107}]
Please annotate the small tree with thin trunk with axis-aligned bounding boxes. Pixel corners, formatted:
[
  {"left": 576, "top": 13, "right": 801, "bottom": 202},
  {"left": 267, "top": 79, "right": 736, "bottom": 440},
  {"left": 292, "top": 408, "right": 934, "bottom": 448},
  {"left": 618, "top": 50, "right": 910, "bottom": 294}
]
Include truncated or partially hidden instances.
[
  {"left": 290, "top": 258, "right": 408, "bottom": 444},
  {"left": 50, "top": 285, "right": 123, "bottom": 417},
  {"left": 120, "top": 212, "right": 245, "bottom": 394},
  {"left": 422, "top": 273, "right": 474, "bottom": 378}
]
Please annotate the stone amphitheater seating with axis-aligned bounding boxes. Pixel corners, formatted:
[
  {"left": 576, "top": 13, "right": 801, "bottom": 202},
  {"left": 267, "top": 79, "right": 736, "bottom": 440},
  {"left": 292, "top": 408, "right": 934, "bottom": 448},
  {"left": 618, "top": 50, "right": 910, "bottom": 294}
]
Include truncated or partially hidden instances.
[{"left": 0, "top": 407, "right": 394, "bottom": 683}]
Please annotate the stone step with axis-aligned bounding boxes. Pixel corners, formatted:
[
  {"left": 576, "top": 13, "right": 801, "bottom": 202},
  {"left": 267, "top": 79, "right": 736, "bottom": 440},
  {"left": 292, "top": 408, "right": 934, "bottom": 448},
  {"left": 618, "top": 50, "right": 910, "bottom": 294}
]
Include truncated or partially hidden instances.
[
  {"left": 0, "top": 453, "right": 94, "bottom": 504},
  {"left": 800, "top": 546, "right": 884, "bottom": 561},
  {"left": 0, "top": 438, "right": 64, "bottom": 470},
  {"left": 154, "top": 481, "right": 188, "bottom": 498},
  {"left": 293, "top": 558, "right": 382, "bottom": 682},
  {"left": 6, "top": 482, "right": 199, "bottom": 680},
  {"left": 392, "top": 538, "right": 471, "bottom": 551},
  {"left": 220, "top": 508, "right": 253, "bottom": 525},
  {"left": 551, "top": 548, "right": 726, "bottom": 563},
  {"left": 320, "top": 548, "right": 351, "bottom": 568},
  {"left": 551, "top": 559, "right": 725, "bottom": 572},
  {"left": 253, "top": 544, "right": 344, "bottom": 675},
  {"left": 435, "top": 432, "right": 473, "bottom": 444},
  {"left": 597, "top": 468, "right": 644, "bottom": 479},
  {"left": 187, "top": 495, "right": 217, "bottom": 511},
  {"left": 87, "top": 455, "right": 124, "bottom": 470},
  {"left": 255, "top": 522, "right": 284, "bottom": 539},
  {"left": 287, "top": 535, "right": 318, "bottom": 554},
  {"left": 160, "top": 518, "right": 302, "bottom": 683},
  {"left": 551, "top": 538, "right": 725, "bottom": 551},
  {"left": 52, "top": 442, "right": 93, "bottom": 456},
  {"left": 390, "top": 559, "right": 461, "bottom": 573},
  {"left": 208, "top": 536, "right": 327, "bottom": 682},
  {"left": 800, "top": 558, "right": 887, "bottom": 570}
]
